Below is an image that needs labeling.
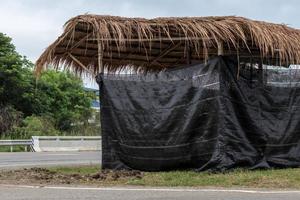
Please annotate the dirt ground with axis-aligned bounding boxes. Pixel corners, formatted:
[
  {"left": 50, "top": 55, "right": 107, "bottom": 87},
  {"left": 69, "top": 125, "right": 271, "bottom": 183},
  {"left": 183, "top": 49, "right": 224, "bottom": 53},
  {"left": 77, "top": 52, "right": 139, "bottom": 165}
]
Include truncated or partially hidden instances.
[{"left": 0, "top": 168, "right": 143, "bottom": 185}]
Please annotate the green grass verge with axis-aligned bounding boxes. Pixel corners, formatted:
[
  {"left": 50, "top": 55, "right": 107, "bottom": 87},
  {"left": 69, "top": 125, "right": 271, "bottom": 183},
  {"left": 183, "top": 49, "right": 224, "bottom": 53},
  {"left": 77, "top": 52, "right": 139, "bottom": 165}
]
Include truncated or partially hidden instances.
[
  {"left": 46, "top": 165, "right": 300, "bottom": 188},
  {"left": 0, "top": 146, "right": 28, "bottom": 152}
]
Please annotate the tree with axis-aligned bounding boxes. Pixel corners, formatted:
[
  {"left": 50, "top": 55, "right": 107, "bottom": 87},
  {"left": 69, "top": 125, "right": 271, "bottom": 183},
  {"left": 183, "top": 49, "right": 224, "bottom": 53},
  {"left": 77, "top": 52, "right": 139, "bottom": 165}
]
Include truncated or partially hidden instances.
[
  {"left": 35, "top": 70, "right": 94, "bottom": 131},
  {"left": 0, "top": 33, "right": 34, "bottom": 134},
  {"left": 0, "top": 105, "right": 22, "bottom": 135},
  {"left": 0, "top": 33, "right": 36, "bottom": 114},
  {"left": 0, "top": 32, "right": 95, "bottom": 136}
]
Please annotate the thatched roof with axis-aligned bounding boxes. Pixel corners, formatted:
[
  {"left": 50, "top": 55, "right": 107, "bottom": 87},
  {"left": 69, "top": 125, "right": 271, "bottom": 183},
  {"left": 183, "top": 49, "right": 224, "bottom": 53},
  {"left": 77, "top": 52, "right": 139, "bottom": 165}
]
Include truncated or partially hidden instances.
[{"left": 36, "top": 15, "right": 300, "bottom": 75}]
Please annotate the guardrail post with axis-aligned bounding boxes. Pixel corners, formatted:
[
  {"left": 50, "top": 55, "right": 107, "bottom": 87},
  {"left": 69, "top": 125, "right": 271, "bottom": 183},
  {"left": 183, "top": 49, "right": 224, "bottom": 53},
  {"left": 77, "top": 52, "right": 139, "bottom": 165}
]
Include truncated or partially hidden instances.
[{"left": 10, "top": 146, "right": 13, "bottom": 152}]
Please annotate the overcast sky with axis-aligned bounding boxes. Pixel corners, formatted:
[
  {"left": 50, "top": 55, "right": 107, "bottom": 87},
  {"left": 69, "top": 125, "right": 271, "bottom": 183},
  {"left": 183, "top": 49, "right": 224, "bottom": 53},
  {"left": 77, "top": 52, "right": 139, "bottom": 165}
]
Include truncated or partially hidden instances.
[{"left": 1, "top": 0, "right": 300, "bottom": 87}]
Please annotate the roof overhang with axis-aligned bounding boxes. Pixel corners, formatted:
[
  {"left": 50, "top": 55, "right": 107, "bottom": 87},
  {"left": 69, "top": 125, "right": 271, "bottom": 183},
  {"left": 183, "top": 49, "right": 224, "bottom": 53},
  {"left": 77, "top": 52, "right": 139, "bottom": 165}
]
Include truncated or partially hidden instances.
[{"left": 36, "top": 15, "right": 300, "bottom": 76}]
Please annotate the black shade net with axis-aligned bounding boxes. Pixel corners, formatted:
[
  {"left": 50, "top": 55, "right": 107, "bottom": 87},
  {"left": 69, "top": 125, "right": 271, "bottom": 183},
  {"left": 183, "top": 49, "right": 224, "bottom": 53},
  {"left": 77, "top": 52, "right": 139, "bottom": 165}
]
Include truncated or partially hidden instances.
[{"left": 96, "top": 56, "right": 300, "bottom": 171}]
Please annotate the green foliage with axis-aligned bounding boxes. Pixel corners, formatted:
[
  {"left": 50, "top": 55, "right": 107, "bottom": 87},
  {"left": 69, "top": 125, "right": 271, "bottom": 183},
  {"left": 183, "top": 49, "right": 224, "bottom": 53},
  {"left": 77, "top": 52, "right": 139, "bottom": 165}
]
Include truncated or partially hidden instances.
[
  {"left": 10, "top": 115, "right": 60, "bottom": 139},
  {"left": 0, "top": 32, "right": 98, "bottom": 137},
  {"left": 68, "top": 110, "right": 101, "bottom": 136},
  {"left": 0, "top": 105, "right": 22, "bottom": 135},
  {"left": 36, "top": 71, "right": 94, "bottom": 131},
  {"left": 0, "top": 33, "right": 36, "bottom": 116},
  {"left": 0, "top": 146, "right": 28, "bottom": 152}
]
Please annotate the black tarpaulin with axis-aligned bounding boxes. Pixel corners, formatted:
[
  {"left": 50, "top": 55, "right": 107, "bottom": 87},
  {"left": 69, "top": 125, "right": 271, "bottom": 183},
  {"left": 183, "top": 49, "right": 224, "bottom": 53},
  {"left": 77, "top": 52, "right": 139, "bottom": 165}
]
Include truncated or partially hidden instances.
[{"left": 96, "top": 56, "right": 300, "bottom": 171}]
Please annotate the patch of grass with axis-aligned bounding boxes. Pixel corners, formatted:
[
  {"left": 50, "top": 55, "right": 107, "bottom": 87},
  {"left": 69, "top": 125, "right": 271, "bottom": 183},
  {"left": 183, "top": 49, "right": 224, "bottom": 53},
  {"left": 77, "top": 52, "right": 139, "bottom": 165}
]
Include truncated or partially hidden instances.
[
  {"left": 131, "top": 169, "right": 300, "bottom": 188},
  {"left": 45, "top": 166, "right": 300, "bottom": 189},
  {"left": 0, "top": 146, "right": 28, "bottom": 152}
]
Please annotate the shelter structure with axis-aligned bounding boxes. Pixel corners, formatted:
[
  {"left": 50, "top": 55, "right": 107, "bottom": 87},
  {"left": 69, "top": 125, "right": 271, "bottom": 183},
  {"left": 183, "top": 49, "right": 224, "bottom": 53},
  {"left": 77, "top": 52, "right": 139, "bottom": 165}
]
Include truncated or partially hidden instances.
[{"left": 36, "top": 15, "right": 300, "bottom": 171}]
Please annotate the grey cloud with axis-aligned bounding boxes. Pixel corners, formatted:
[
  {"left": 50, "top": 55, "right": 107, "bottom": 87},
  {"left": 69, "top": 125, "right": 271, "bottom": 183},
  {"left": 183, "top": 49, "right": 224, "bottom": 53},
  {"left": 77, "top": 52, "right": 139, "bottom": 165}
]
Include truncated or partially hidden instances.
[
  {"left": 1, "top": 0, "right": 300, "bottom": 88},
  {"left": 1, "top": 0, "right": 300, "bottom": 62}
]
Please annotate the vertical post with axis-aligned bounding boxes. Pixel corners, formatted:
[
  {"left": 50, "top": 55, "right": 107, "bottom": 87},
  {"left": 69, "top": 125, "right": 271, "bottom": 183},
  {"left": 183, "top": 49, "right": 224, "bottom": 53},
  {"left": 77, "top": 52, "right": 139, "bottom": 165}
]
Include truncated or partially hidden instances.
[
  {"left": 97, "top": 33, "right": 106, "bottom": 168},
  {"left": 96, "top": 35, "right": 125, "bottom": 170},
  {"left": 186, "top": 44, "right": 191, "bottom": 65},
  {"left": 258, "top": 61, "right": 264, "bottom": 84},
  {"left": 97, "top": 34, "right": 104, "bottom": 74},
  {"left": 250, "top": 56, "right": 253, "bottom": 88},
  {"left": 25, "top": 146, "right": 27, "bottom": 152},
  {"left": 10, "top": 146, "right": 13, "bottom": 152},
  {"left": 217, "top": 40, "right": 224, "bottom": 56}
]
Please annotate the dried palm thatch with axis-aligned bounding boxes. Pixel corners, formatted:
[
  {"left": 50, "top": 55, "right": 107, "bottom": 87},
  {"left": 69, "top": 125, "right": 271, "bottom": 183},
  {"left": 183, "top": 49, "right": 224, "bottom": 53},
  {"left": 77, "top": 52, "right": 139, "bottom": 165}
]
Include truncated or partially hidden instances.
[{"left": 36, "top": 14, "right": 300, "bottom": 76}]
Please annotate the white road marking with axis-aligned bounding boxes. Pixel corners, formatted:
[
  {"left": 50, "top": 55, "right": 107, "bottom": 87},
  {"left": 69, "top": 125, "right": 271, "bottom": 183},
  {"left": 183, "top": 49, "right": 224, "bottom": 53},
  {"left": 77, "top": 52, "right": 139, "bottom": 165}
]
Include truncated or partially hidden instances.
[
  {"left": 0, "top": 161, "right": 98, "bottom": 168},
  {"left": 43, "top": 154, "right": 79, "bottom": 156},
  {"left": 1, "top": 184, "right": 300, "bottom": 194}
]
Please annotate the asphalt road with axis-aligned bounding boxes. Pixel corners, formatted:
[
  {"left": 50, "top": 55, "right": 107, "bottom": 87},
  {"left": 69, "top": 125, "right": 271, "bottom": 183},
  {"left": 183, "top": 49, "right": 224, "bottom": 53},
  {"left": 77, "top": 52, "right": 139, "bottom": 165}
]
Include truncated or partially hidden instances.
[
  {"left": 1, "top": 153, "right": 300, "bottom": 200},
  {"left": 1, "top": 185, "right": 300, "bottom": 200},
  {"left": 0, "top": 151, "right": 101, "bottom": 168}
]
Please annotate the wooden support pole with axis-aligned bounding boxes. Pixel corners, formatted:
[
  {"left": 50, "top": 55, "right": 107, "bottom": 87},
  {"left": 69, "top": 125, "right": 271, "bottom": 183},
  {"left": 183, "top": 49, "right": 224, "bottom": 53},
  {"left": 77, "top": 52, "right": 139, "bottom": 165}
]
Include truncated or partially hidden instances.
[
  {"left": 65, "top": 33, "right": 92, "bottom": 55},
  {"left": 68, "top": 53, "right": 94, "bottom": 74},
  {"left": 217, "top": 40, "right": 224, "bottom": 56},
  {"left": 87, "top": 37, "right": 212, "bottom": 42},
  {"left": 186, "top": 44, "right": 192, "bottom": 64},
  {"left": 97, "top": 33, "right": 104, "bottom": 74},
  {"left": 258, "top": 61, "right": 264, "bottom": 84},
  {"left": 96, "top": 33, "right": 106, "bottom": 170},
  {"left": 150, "top": 42, "right": 181, "bottom": 65}
]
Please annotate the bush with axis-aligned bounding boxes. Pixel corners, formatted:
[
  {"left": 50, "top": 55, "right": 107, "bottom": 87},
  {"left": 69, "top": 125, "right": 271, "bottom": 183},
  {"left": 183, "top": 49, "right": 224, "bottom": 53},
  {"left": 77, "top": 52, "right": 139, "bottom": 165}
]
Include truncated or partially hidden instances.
[
  {"left": 10, "top": 115, "right": 60, "bottom": 139},
  {"left": 0, "top": 105, "right": 22, "bottom": 138},
  {"left": 7, "top": 113, "right": 101, "bottom": 139}
]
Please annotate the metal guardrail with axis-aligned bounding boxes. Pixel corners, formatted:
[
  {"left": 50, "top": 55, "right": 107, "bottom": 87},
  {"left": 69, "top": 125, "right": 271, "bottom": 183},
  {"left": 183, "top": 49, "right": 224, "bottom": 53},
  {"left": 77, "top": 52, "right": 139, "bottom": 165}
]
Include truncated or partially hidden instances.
[
  {"left": 31, "top": 136, "right": 101, "bottom": 152},
  {"left": 0, "top": 140, "right": 32, "bottom": 152},
  {"left": 34, "top": 136, "right": 101, "bottom": 140},
  {"left": 0, "top": 136, "right": 102, "bottom": 152}
]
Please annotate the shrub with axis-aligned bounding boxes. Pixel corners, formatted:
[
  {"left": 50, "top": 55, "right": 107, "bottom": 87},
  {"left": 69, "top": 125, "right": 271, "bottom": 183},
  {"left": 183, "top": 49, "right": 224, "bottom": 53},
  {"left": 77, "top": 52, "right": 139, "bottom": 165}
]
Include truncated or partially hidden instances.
[
  {"left": 10, "top": 115, "right": 60, "bottom": 139},
  {"left": 0, "top": 105, "right": 22, "bottom": 137}
]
